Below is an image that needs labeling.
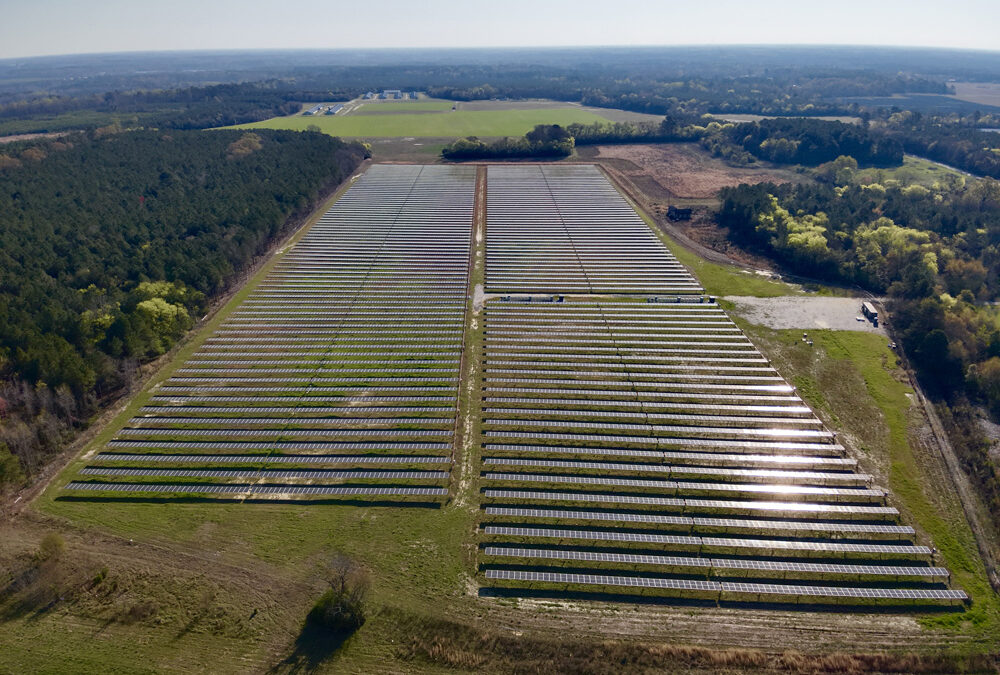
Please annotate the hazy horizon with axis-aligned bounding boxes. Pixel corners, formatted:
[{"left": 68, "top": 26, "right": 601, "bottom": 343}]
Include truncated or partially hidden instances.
[{"left": 2, "top": 0, "right": 998, "bottom": 60}]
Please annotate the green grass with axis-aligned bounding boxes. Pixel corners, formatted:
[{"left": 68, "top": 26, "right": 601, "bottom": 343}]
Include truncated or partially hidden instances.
[
  {"left": 228, "top": 107, "right": 610, "bottom": 138},
  {"left": 854, "top": 154, "right": 970, "bottom": 188},
  {"left": 748, "top": 326, "right": 1000, "bottom": 645},
  {"left": 350, "top": 100, "right": 454, "bottom": 113}
]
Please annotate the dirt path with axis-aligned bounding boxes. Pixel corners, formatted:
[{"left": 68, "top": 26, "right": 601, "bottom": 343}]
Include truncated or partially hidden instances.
[
  {"left": 451, "top": 165, "right": 486, "bottom": 509},
  {"left": 0, "top": 131, "right": 70, "bottom": 144}
]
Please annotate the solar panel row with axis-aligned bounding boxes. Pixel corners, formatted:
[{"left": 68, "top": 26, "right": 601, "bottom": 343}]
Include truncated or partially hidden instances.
[
  {"left": 64, "top": 164, "right": 476, "bottom": 502},
  {"left": 477, "top": 165, "right": 966, "bottom": 607}
]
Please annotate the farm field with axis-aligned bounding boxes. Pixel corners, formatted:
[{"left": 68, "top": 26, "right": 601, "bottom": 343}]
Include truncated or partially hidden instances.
[
  {"left": 839, "top": 93, "right": 1000, "bottom": 115},
  {"left": 229, "top": 101, "right": 610, "bottom": 138},
  {"left": 948, "top": 82, "right": 1000, "bottom": 109},
  {"left": 5, "top": 162, "right": 999, "bottom": 672}
]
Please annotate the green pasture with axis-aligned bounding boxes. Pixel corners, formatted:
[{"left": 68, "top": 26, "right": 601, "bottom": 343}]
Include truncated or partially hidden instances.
[
  {"left": 348, "top": 100, "right": 454, "bottom": 113},
  {"left": 230, "top": 107, "right": 610, "bottom": 138}
]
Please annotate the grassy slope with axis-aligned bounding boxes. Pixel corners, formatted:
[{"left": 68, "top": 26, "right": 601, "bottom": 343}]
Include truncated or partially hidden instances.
[
  {"left": 740, "top": 324, "right": 1000, "bottom": 647},
  {"left": 230, "top": 107, "right": 609, "bottom": 138},
  {"left": 855, "top": 154, "right": 971, "bottom": 187}
]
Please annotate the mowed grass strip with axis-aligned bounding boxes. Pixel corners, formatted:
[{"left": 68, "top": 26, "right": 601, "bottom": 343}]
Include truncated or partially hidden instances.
[
  {"left": 230, "top": 107, "right": 610, "bottom": 138},
  {"left": 349, "top": 100, "right": 455, "bottom": 114}
]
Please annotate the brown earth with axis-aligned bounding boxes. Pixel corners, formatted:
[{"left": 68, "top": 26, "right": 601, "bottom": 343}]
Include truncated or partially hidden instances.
[
  {"left": 580, "top": 143, "right": 788, "bottom": 270},
  {"left": 587, "top": 143, "right": 804, "bottom": 201}
]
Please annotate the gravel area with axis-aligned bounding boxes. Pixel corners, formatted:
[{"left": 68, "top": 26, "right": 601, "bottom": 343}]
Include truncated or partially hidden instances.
[{"left": 725, "top": 296, "right": 886, "bottom": 334}]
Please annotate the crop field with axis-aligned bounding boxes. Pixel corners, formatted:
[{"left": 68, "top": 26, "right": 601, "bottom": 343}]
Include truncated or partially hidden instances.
[
  {"left": 58, "top": 164, "right": 476, "bottom": 505},
  {"left": 229, "top": 104, "right": 610, "bottom": 138}
]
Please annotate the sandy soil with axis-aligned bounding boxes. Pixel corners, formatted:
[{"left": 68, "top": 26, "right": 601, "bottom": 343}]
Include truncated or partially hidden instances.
[
  {"left": 592, "top": 143, "right": 804, "bottom": 200},
  {"left": 726, "top": 296, "right": 886, "bottom": 334}
]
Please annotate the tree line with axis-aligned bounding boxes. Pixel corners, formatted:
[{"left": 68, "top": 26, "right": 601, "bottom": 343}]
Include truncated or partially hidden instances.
[
  {"left": 718, "top": 167, "right": 1000, "bottom": 526},
  {"left": 702, "top": 118, "right": 904, "bottom": 167},
  {"left": 0, "top": 128, "right": 368, "bottom": 489}
]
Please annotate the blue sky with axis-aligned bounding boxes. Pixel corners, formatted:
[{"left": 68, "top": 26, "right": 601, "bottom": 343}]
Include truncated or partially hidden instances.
[{"left": 1, "top": 0, "right": 998, "bottom": 59}]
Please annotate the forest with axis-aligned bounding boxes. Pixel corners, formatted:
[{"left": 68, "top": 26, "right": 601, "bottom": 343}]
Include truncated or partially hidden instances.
[
  {"left": 703, "top": 118, "right": 904, "bottom": 166},
  {"left": 439, "top": 120, "right": 689, "bottom": 160},
  {"left": 442, "top": 124, "right": 575, "bottom": 160},
  {"left": 0, "top": 128, "right": 368, "bottom": 488},
  {"left": 875, "top": 110, "right": 1000, "bottom": 179},
  {"left": 718, "top": 168, "right": 1000, "bottom": 524}
]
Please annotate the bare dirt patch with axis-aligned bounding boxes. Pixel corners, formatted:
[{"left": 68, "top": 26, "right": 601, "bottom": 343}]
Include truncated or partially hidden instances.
[
  {"left": 591, "top": 143, "right": 805, "bottom": 200},
  {"left": 726, "top": 296, "right": 885, "bottom": 333}
]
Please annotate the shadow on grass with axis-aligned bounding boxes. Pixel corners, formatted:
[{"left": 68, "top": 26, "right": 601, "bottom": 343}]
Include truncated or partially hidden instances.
[{"left": 268, "top": 621, "right": 355, "bottom": 674}]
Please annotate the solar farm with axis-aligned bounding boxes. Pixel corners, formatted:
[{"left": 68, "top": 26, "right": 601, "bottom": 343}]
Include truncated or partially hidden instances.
[
  {"left": 57, "top": 162, "right": 970, "bottom": 610},
  {"left": 476, "top": 164, "right": 968, "bottom": 607},
  {"left": 63, "top": 164, "right": 475, "bottom": 504},
  {"left": 486, "top": 165, "right": 703, "bottom": 294}
]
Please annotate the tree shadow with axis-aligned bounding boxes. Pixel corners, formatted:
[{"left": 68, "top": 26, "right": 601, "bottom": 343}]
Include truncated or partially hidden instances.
[{"left": 268, "top": 621, "right": 355, "bottom": 674}]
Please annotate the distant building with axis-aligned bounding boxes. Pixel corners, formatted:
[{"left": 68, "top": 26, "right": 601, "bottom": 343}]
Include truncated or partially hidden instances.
[{"left": 326, "top": 104, "right": 344, "bottom": 115}]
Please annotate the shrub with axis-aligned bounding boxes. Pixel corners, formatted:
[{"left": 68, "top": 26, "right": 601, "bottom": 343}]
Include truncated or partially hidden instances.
[
  {"left": 307, "top": 556, "right": 370, "bottom": 635},
  {"left": 38, "top": 532, "right": 66, "bottom": 561}
]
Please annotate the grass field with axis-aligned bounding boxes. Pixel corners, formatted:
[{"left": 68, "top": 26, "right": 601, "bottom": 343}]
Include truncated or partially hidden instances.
[
  {"left": 349, "top": 100, "right": 454, "bottom": 114},
  {"left": 230, "top": 105, "right": 611, "bottom": 138},
  {"left": 854, "top": 154, "right": 971, "bottom": 187}
]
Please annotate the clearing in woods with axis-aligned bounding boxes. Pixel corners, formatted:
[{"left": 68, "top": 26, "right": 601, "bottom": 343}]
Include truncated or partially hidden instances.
[{"left": 581, "top": 142, "right": 806, "bottom": 202}]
